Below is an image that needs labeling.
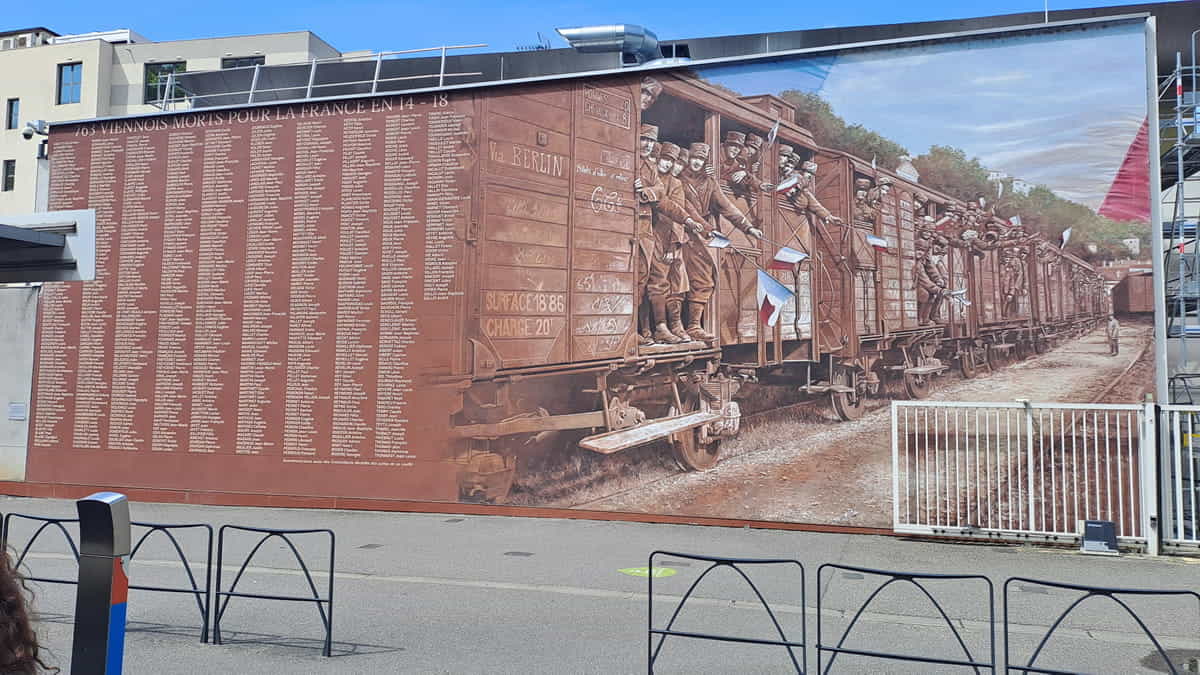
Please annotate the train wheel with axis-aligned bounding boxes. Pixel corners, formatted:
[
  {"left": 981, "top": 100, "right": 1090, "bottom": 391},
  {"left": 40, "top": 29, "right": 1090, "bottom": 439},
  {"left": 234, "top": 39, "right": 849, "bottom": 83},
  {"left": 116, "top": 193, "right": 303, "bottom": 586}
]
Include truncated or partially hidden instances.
[
  {"left": 959, "top": 348, "right": 980, "bottom": 378},
  {"left": 669, "top": 398, "right": 721, "bottom": 471},
  {"left": 830, "top": 367, "right": 866, "bottom": 421},
  {"left": 1015, "top": 341, "right": 1033, "bottom": 360},
  {"left": 670, "top": 427, "right": 721, "bottom": 471},
  {"left": 903, "top": 371, "right": 932, "bottom": 399},
  {"left": 986, "top": 345, "right": 1009, "bottom": 370}
]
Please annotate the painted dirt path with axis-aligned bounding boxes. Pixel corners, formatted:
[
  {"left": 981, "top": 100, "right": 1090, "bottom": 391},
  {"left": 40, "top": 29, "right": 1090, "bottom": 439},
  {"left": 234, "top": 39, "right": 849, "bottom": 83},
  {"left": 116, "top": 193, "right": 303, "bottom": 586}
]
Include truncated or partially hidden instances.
[{"left": 575, "top": 322, "right": 1155, "bottom": 528}]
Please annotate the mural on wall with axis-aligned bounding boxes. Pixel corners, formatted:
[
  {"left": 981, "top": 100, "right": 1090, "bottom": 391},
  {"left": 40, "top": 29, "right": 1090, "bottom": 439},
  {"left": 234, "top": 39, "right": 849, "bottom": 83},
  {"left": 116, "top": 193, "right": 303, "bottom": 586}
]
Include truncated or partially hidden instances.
[{"left": 27, "top": 19, "right": 1152, "bottom": 527}]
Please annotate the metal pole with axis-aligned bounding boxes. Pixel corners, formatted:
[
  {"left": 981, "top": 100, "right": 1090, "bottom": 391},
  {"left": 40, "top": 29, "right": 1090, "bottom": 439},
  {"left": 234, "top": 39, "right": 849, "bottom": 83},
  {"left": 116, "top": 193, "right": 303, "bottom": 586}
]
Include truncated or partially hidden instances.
[
  {"left": 1142, "top": 403, "right": 1161, "bottom": 555},
  {"left": 371, "top": 52, "right": 383, "bottom": 94},
  {"left": 439, "top": 45, "right": 447, "bottom": 88},
  {"left": 161, "top": 72, "right": 174, "bottom": 110},
  {"left": 306, "top": 58, "right": 318, "bottom": 99},
  {"left": 248, "top": 64, "right": 261, "bottom": 104},
  {"left": 70, "top": 492, "right": 131, "bottom": 674}
]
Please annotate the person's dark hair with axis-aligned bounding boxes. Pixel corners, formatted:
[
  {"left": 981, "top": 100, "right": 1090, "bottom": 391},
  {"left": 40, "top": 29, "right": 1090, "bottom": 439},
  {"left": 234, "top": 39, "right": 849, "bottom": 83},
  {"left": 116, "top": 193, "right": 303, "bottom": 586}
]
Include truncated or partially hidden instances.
[{"left": 0, "top": 550, "right": 52, "bottom": 673}]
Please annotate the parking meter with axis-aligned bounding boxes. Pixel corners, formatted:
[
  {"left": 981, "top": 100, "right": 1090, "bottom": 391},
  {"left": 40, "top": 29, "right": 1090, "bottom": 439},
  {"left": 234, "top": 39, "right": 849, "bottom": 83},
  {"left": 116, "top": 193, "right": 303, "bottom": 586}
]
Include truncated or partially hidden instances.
[{"left": 70, "top": 492, "right": 131, "bottom": 674}]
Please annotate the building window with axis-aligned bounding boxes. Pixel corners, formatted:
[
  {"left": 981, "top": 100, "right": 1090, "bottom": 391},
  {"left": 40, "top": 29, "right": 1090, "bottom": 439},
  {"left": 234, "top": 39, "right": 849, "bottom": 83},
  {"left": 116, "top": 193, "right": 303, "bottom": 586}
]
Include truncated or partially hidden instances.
[
  {"left": 4, "top": 99, "right": 16, "bottom": 130},
  {"left": 57, "top": 62, "right": 82, "bottom": 104},
  {"left": 221, "top": 55, "right": 265, "bottom": 69},
  {"left": 144, "top": 62, "right": 186, "bottom": 104},
  {"left": 2, "top": 160, "right": 15, "bottom": 192}
]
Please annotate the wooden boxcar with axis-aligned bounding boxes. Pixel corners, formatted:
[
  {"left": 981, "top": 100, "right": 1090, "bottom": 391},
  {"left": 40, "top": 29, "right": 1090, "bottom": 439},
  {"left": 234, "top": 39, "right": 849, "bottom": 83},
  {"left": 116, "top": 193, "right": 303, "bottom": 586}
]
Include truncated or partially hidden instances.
[
  {"left": 1113, "top": 271, "right": 1155, "bottom": 314},
  {"left": 400, "top": 70, "right": 1109, "bottom": 501}
]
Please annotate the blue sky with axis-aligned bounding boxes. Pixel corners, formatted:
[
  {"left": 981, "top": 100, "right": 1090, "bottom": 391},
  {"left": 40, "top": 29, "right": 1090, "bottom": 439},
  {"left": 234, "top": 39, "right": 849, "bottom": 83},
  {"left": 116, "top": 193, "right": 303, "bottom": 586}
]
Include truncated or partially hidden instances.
[
  {"left": 704, "top": 21, "right": 1148, "bottom": 210},
  {"left": 34, "top": 0, "right": 1161, "bottom": 53}
]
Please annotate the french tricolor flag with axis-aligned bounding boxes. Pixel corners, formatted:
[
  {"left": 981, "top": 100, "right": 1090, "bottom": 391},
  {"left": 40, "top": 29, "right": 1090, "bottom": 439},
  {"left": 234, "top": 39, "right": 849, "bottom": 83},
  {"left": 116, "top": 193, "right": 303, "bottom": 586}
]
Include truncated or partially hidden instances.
[
  {"left": 866, "top": 233, "right": 889, "bottom": 251},
  {"left": 768, "top": 246, "right": 808, "bottom": 270},
  {"left": 757, "top": 269, "right": 794, "bottom": 327}
]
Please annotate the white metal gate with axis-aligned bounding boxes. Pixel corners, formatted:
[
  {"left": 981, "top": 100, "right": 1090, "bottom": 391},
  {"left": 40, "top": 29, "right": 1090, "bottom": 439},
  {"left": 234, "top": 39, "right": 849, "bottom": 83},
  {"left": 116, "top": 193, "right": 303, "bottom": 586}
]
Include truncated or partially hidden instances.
[
  {"left": 892, "top": 401, "right": 1156, "bottom": 551},
  {"left": 1162, "top": 405, "right": 1200, "bottom": 552}
]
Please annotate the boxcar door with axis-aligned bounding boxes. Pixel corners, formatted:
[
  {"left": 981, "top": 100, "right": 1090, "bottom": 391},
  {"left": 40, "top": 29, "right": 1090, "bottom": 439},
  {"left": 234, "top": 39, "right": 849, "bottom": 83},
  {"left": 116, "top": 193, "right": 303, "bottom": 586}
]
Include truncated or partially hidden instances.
[
  {"left": 476, "top": 83, "right": 575, "bottom": 370},
  {"left": 811, "top": 155, "right": 854, "bottom": 356},
  {"left": 570, "top": 80, "right": 639, "bottom": 363}
]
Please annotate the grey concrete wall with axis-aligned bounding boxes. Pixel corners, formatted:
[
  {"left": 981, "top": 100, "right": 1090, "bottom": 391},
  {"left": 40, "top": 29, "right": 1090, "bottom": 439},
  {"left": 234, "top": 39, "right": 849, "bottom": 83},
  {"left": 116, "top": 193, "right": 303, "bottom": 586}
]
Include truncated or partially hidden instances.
[{"left": 0, "top": 286, "right": 38, "bottom": 480}]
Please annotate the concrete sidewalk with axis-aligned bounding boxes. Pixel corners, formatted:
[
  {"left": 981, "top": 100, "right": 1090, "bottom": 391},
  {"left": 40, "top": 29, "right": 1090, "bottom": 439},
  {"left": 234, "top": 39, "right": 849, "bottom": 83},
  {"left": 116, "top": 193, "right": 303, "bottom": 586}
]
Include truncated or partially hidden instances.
[{"left": 7, "top": 495, "right": 1200, "bottom": 674}]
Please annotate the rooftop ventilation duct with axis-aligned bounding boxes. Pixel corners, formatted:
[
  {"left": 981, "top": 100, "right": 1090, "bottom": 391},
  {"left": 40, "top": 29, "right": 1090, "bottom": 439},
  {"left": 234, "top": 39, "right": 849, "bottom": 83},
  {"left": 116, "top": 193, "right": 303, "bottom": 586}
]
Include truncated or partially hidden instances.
[{"left": 555, "top": 24, "right": 659, "bottom": 65}]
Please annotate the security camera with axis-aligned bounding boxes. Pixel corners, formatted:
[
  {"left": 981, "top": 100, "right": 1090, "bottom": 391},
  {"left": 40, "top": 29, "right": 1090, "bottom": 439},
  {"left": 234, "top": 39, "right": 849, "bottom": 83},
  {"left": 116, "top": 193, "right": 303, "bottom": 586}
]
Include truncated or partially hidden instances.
[{"left": 22, "top": 120, "right": 48, "bottom": 140}]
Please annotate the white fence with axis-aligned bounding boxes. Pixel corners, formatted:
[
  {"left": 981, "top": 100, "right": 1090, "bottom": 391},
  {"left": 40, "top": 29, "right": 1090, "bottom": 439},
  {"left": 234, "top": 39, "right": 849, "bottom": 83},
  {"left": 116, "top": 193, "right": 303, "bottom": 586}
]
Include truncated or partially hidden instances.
[
  {"left": 1163, "top": 404, "right": 1200, "bottom": 551},
  {"left": 892, "top": 401, "right": 1156, "bottom": 551}
]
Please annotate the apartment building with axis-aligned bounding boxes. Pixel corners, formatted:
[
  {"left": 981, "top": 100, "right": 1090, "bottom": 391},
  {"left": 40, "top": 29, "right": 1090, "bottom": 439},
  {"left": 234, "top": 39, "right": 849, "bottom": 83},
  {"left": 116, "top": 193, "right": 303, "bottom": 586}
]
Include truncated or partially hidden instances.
[{"left": 0, "top": 26, "right": 340, "bottom": 215}]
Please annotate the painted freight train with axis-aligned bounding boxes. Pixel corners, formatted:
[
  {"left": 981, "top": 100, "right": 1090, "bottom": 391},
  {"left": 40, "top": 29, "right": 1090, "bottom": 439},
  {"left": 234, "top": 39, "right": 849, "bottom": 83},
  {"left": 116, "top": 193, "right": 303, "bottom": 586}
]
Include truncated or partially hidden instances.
[{"left": 439, "top": 70, "right": 1110, "bottom": 501}]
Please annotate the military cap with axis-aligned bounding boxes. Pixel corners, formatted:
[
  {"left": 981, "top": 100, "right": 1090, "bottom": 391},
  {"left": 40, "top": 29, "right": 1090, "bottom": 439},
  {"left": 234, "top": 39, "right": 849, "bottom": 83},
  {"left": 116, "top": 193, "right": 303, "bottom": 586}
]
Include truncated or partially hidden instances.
[
  {"left": 689, "top": 142, "right": 711, "bottom": 159},
  {"left": 801, "top": 160, "right": 819, "bottom": 173},
  {"left": 639, "top": 123, "right": 659, "bottom": 141},
  {"left": 724, "top": 130, "right": 746, "bottom": 145},
  {"left": 678, "top": 147, "right": 689, "bottom": 162},
  {"left": 878, "top": 176, "right": 894, "bottom": 186},
  {"left": 745, "top": 134, "right": 764, "bottom": 149},
  {"left": 779, "top": 144, "right": 795, "bottom": 157},
  {"left": 659, "top": 142, "right": 681, "bottom": 161},
  {"left": 641, "top": 76, "right": 663, "bottom": 97}
]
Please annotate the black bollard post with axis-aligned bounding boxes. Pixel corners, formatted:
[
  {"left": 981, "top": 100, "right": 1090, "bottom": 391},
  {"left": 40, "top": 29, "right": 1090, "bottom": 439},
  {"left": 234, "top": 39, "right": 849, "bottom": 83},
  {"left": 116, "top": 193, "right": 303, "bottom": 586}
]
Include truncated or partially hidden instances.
[{"left": 70, "top": 492, "right": 131, "bottom": 675}]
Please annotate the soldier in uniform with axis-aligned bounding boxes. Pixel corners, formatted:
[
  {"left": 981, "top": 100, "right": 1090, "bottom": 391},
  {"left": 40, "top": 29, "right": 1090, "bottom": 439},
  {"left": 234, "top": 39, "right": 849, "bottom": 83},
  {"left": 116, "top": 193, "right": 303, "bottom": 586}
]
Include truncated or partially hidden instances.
[
  {"left": 672, "top": 147, "right": 689, "bottom": 179},
  {"left": 853, "top": 177, "right": 875, "bottom": 227},
  {"left": 633, "top": 124, "right": 666, "bottom": 345},
  {"left": 719, "top": 131, "right": 748, "bottom": 188},
  {"left": 681, "top": 141, "right": 763, "bottom": 341},
  {"left": 784, "top": 161, "right": 843, "bottom": 232},
  {"left": 656, "top": 142, "right": 707, "bottom": 342},
  {"left": 743, "top": 134, "right": 764, "bottom": 175},
  {"left": 640, "top": 76, "right": 662, "bottom": 112},
  {"left": 778, "top": 144, "right": 798, "bottom": 178},
  {"left": 915, "top": 237, "right": 948, "bottom": 325},
  {"left": 739, "top": 133, "right": 772, "bottom": 215},
  {"left": 866, "top": 175, "right": 893, "bottom": 213},
  {"left": 635, "top": 130, "right": 706, "bottom": 345}
]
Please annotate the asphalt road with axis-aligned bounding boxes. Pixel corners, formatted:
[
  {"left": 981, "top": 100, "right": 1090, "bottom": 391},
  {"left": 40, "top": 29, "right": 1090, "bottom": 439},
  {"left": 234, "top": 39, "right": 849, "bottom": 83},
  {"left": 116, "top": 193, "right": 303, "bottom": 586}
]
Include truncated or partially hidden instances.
[{"left": 7, "top": 495, "right": 1200, "bottom": 674}]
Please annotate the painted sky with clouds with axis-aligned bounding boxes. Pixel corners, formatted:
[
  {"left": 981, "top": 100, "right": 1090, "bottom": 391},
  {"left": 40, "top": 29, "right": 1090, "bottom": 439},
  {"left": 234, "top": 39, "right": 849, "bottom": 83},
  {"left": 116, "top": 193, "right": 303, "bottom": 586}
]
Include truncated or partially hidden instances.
[{"left": 702, "top": 22, "right": 1148, "bottom": 211}]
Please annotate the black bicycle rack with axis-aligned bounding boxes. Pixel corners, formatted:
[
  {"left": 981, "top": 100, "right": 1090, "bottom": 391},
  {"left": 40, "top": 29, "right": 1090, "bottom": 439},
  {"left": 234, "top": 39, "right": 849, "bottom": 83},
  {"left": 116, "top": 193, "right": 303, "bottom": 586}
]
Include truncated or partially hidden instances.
[
  {"left": 213, "top": 525, "right": 336, "bottom": 657},
  {"left": 816, "top": 563, "right": 995, "bottom": 674},
  {"left": 2, "top": 513, "right": 80, "bottom": 585},
  {"left": 2, "top": 513, "right": 215, "bottom": 642},
  {"left": 1004, "top": 576, "right": 1200, "bottom": 674},
  {"left": 647, "top": 550, "right": 806, "bottom": 674},
  {"left": 128, "top": 522, "right": 214, "bottom": 642}
]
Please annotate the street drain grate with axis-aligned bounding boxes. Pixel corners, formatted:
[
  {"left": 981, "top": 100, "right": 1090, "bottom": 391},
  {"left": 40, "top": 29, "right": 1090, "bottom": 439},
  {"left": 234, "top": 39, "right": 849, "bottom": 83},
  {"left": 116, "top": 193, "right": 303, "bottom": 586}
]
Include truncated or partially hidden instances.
[
  {"left": 444, "top": 518, "right": 465, "bottom": 523},
  {"left": 504, "top": 551, "right": 534, "bottom": 557},
  {"left": 841, "top": 572, "right": 864, "bottom": 580},
  {"left": 357, "top": 543, "right": 383, "bottom": 550},
  {"left": 659, "top": 560, "right": 692, "bottom": 568}
]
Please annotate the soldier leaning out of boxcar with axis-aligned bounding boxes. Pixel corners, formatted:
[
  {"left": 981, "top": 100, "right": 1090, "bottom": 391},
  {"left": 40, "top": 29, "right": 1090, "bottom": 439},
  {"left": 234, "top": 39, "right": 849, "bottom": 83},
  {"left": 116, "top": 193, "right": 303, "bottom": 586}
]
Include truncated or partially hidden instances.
[
  {"left": 680, "top": 142, "right": 763, "bottom": 341},
  {"left": 781, "top": 158, "right": 842, "bottom": 232},
  {"left": 633, "top": 125, "right": 700, "bottom": 343},
  {"left": 915, "top": 237, "right": 948, "bottom": 325},
  {"left": 634, "top": 125, "right": 712, "bottom": 345},
  {"left": 654, "top": 141, "right": 711, "bottom": 343}
]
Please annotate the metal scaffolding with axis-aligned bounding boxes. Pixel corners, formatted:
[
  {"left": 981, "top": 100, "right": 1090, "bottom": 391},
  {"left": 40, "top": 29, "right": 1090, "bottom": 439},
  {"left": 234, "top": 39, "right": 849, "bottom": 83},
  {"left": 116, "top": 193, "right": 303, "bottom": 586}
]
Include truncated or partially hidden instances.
[{"left": 1161, "top": 34, "right": 1200, "bottom": 403}]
